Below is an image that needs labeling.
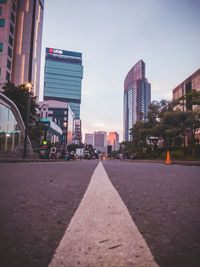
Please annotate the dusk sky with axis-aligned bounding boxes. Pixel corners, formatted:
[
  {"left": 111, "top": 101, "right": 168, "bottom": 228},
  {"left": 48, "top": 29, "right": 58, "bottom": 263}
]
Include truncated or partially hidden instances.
[{"left": 40, "top": 0, "right": 200, "bottom": 141}]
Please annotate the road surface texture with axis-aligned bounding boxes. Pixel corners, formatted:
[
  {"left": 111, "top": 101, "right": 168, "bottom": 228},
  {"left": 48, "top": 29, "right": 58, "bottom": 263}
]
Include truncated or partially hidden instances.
[
  {"left": 103, "top": 160, "right": 200, "bottom": 267},
  {"left": 0, "top": 160, "right": 98, "bottom": 267},
  {"left": 0, "top": 159, "right": 200, "bottom": 267}
]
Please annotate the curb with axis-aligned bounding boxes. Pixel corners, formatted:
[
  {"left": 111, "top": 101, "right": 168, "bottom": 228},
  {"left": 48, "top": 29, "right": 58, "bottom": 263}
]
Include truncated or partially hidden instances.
[{"left": 126, "top": 159, "right": 200, "bottom": 166}]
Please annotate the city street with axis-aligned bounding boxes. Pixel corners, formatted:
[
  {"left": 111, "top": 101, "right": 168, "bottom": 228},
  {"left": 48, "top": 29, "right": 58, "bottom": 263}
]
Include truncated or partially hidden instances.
[{"left": 0, "top": 160, "right": 200, "bottom": 267}]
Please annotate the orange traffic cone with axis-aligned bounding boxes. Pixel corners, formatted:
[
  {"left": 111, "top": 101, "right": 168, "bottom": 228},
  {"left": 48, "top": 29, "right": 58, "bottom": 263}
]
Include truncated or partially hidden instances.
[{"left": 166, "top": 150, "right": 171, "bottom": 164}]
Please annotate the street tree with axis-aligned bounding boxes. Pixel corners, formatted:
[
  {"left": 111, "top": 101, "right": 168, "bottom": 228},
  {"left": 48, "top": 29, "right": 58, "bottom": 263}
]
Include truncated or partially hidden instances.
[{"left": 2, "top": 82, "right": 45, "bottom": 147}]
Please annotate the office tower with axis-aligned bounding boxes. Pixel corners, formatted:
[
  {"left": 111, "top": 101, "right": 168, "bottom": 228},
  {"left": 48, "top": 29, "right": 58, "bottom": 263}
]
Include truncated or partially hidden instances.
[
  {"left": 107, "top": 132, "right": 119, "bottom": 151},
  {"left": 39, "top": 100, "right": 74, "bottom": 145},
  {"left": 94, "top": 131, "right": 107, "bottom": 153},
  {"left": 85, "top": 133, "right": 94, "bottom": 146},
  {"left": 43, "top": 47, "right": 83, "bottom": 120},
  {"left": 173, "top": 68, "right": 200, "bottom": 111},
  {"left": 123, "top": 60, "right": 151, "bottom": 141},
  {"left": 74, "top": 119, "right": 82, "bottom": 144},
  {"left": 0, "top": 0, "right": 44, "bottom": 100}
]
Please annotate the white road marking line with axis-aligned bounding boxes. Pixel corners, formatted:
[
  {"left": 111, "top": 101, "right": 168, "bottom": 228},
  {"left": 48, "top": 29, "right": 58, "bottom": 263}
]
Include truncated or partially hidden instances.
[{"left": 49, "top": 162, "right": 159, "bottom": 267}]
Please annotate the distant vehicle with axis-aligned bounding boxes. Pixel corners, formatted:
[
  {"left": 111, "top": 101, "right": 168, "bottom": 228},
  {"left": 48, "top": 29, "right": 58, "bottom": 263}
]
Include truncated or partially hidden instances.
[
  {"left": 76, "top": 148, "right": 84, "bottom": 159},
  {"left": 84, "top": 150, "right": 90, "bottom": 159}
]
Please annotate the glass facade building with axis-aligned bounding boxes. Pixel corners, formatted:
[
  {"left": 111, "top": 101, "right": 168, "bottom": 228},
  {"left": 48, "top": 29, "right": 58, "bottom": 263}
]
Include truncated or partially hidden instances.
[
  {"left": 123, "top": 60, "right": 151, "bottom": 141},
  {"left": 44, "top": 47, "right": 83, "bottom": 120},
  {"left": 0, "top": 92, "right": 32, "bottom": 156},
  {"left": 0, "top": 102, "right": 22, "bottom": 151}
]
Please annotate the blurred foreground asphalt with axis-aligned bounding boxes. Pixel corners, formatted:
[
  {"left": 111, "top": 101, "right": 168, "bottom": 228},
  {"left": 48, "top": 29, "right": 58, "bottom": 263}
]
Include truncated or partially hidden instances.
[{"left": 0, "top": 159, "right": 199, "bottom": 267}]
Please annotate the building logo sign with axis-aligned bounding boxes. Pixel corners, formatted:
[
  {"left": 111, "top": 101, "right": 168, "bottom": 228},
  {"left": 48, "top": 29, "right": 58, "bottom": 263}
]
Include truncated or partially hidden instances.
[{"left": 49, "top": 48, "right": 63, "bottom": 55}]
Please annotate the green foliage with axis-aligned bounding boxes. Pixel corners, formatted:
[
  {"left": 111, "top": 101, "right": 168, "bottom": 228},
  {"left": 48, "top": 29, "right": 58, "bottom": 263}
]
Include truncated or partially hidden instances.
[
  {"left": 2, "top": 82, "right": 44, "bottom": 147},
  {"left": 67, "top": 143, "right": 82, "bottom": 153},
  {"left": 178, "top": 89, "right": 200, "bottom": 110},
  {"left": 128, "top": 90, "right": 200, "bottom": 159},
  {"left": 3, "top": 82, "right": 39, "bottom": 123}
]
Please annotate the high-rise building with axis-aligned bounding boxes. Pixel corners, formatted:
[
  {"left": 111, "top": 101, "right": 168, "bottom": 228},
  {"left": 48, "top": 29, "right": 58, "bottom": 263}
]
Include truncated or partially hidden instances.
[
  {"left": 0, "top": 0, "right": 44, "bottom": 100},
  {"left": 123, "top": 60, "right": 151, "bottom": 141},
  {"left": 85, "top": 133, "right": 94, "bottom": 146},
  {"left": 43, "top": 47, "right": 83, "bottom": 120},
  {"left": 94, "top": 131, "right": 107, "bottom": 153},
  {"left": 107, "top": 132, "right": 119, "bottom": 151},
  {"left": 74, "top": 119, "right": 82, "bottom": 144}
]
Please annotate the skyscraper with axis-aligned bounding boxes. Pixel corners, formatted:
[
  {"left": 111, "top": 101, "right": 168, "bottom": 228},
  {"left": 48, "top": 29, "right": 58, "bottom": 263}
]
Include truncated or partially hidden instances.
[
  {"left": 85, "top": 133, "right": 94, "bottom": 146},
  {"left": 43, "top": 47, "right": 83, "bottom": 120},
  {"left": 0, "top": 0, "right": 44, "bottom": 100},
  {"left": 107, "top": 132, "right": 119, "bottom": 151},
  {"left": 94, "top": 131, "right": 107, "bottom": 153},
  {"left": 123, "top": 60, "right": 151, "bottom": 141}
]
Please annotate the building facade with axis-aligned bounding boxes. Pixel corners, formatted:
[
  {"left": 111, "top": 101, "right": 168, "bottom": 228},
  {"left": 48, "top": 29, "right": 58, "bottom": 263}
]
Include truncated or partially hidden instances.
[
  {"left": 107, "top": 132, "right": 119, "bottom": 151},
  {"left": 40, "top": 118, "right": 62, "bottom": 144},
  {"left": 94, "top": 131, "right": 107, "bottom": 153},
  {"left": 43, "top": 47, "right": 83, "bottom": 120},
  {"left": 173, "top": 68, "right": 200, "bottom": 111},
  {"left": 85, "top": 133, "right": 94, "bottom": 146},
  {"left": 0, "top": 0, "right": 44, "bottom": 101},
  {"left": 123, "top": 60, "right": 151, "bottom": 141},
  {"left": 173, "top": 68, "right": 200, "bottom": 142},
  {"left": 73, "top": 119, "right": 82, "bottom": 144},
  {"left": 39, "top": 100, "right": 74, "bottom": 145}
]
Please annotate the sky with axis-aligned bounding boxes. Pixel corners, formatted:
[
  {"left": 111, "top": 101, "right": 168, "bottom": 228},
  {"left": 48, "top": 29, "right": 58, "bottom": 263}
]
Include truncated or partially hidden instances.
[{"left": 40, "top": 0, "right": 200, "bottom": 142}]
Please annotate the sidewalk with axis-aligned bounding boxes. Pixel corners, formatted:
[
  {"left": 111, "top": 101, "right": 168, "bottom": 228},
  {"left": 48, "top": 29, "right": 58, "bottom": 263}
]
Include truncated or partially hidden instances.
[
  {"left": 126, "top": 159, "right": 200, "bottom": 166},
  {"left": 0, "top": 158, "right": 68, "bottom": 163}
]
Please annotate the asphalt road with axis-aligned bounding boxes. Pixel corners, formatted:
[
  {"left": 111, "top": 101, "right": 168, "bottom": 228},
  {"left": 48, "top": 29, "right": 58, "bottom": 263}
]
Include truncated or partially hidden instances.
[
  {"left": 0, "top": 160, "right": 98, "bottom": 267},
  {"left": 103, "top": 160, "right": 200, "bottom": 267},
  {"left": 0, "top": 160, "right": 200, "bottom": 267}
]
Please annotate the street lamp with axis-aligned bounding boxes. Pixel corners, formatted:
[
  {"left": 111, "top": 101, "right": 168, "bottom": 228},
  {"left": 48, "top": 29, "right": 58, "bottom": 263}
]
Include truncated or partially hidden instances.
[{"left": 22, "top": 82, "right": 33, "bottom": 159}]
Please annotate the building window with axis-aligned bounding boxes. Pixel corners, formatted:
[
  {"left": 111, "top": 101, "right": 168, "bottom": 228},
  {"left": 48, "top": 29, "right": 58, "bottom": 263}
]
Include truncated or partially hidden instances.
[
  {"left": 9, "top": 35, "right": 13, "bottom": 46},
  {"left": 11, "top": 12, "right": 15, "bottom": 23},
  {"left": 0, "top": 43, "right": 3, "bottom": 52},
  {"left": 0, "top": 7, "right": 2, "bottom": 15},
  {"left": 0, "top": 18, "right": 5, "bottom": 27},
  {"left": 0, "top": 0, "right": 7, "bottom": 3},
  {"left": 10, "top": 23, "right": 14, "bottom": 34},
  {"left": 12, "top": 1, "right": 16, "bottom": 12},
  {"left": 8, "top": 46, "right": 12, "bottom": 58},
  {"left": 6, "top": 71, "right": 10, "bottom": 81},
  {"left": 7, "top": 59, "right": 11, "bottom": 70}
]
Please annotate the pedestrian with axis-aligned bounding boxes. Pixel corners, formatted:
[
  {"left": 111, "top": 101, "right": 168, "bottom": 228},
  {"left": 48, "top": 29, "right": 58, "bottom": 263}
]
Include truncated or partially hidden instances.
[{"left": 50, "top": 146, "right": 56, "bottom": 160}]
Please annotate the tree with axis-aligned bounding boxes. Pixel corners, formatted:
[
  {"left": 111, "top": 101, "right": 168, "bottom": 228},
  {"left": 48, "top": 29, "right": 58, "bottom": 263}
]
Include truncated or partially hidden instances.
[
  {"left": 3, "top": 82, "right": 45, "bottom": 147},
  {"left": 3, "top": 82, "right": 39, "bottom": 123},
  {"left": 129, "top": 92, "right": 200, "bottom": 159},
  {"left": 178, "top": 89, "right": 200, "bottom": 111}
]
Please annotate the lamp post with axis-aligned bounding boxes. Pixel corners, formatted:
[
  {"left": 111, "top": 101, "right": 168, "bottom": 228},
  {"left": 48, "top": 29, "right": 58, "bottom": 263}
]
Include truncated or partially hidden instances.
[{"left": 22, "top": 82, "right": 32, "bottom": 159}]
